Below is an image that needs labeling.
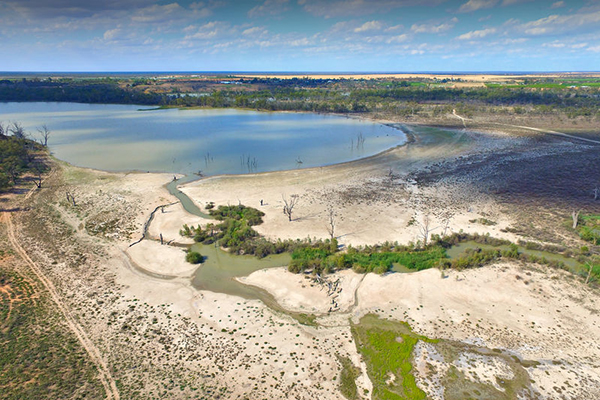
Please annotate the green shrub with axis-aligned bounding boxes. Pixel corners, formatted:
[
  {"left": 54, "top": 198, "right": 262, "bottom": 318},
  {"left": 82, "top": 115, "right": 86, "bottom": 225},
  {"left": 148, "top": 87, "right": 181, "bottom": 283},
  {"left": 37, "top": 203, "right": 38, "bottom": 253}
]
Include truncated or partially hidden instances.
[{"left": 185, "top": 251, "right": 204, "bottom": 264}]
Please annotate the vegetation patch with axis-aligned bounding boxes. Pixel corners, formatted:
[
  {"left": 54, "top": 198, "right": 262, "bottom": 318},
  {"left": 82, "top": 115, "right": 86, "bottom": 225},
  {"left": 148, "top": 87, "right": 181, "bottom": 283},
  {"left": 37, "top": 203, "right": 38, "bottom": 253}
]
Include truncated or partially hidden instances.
[
  {"left": 0, "top": 269, "right": 105, "bottom": 399},
  {"left": 185, "top": 251, "right": 204, "bottom": 264},
  {"left": 577, "top": 214, "right": 600, "bottom": 245},
  {"left": 337, "top": 355, "right": 361, "bottom": 400},
  {"left": 351, "top": 314, "right": 436, "bottom": 400}
]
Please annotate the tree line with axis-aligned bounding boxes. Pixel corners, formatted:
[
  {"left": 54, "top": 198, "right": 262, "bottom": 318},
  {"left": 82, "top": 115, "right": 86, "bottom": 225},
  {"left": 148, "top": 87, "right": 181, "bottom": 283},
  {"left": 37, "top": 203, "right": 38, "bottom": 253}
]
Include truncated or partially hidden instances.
[{"left": 0, "top": 122, "right": 48, "bottom": 190}]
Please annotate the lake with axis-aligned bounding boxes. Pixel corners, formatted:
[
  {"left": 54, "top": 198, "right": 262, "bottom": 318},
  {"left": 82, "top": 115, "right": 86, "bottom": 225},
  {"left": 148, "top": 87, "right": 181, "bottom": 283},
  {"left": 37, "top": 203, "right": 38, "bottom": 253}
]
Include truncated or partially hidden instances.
[{"left": 0, "top": 102, "right": 405, "bottom": 176}]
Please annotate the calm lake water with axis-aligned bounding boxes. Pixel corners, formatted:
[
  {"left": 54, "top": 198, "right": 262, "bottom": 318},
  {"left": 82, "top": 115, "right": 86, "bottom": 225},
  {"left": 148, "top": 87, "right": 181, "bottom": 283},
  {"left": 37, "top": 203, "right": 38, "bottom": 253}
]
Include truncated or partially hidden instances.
[{"left": 0, "top": 102, "right": 405, "bottom": 175}]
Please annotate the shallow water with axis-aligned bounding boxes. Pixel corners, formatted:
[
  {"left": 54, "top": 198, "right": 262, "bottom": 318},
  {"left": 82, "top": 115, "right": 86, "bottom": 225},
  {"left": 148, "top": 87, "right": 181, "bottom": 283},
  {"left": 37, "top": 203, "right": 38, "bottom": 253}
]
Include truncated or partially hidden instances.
[{"left": 0, "top": 102, "right": 405, "bottom": 175}]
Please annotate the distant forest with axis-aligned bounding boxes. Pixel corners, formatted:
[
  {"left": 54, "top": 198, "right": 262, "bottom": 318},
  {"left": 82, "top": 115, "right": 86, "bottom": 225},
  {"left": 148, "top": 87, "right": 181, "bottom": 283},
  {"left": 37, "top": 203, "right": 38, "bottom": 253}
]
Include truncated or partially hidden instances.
[{"left": 1, "top": 77, "right": 599, "bottom": 119}]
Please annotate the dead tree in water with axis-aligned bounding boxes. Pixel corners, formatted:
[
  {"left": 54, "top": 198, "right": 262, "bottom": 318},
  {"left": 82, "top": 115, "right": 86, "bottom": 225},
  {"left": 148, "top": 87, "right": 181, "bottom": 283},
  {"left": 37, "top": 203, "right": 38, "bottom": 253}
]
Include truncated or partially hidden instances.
[{"left": 282, "top": 194, "right": 299, "bottom": 222}]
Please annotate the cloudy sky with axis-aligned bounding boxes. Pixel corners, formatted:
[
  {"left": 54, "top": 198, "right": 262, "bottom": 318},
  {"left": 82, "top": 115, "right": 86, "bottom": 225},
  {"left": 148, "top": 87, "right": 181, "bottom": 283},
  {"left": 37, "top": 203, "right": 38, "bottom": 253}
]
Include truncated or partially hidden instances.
[{"left": 0, "top": 0, "right": 599, "bottom": 71}]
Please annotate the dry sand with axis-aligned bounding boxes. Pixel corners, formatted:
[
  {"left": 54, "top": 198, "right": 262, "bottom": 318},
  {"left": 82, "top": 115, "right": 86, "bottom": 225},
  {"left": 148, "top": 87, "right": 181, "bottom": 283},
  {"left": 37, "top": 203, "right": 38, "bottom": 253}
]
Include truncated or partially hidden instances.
[{"left": 17, "top": 122, "right": 600, "bottom": 399}]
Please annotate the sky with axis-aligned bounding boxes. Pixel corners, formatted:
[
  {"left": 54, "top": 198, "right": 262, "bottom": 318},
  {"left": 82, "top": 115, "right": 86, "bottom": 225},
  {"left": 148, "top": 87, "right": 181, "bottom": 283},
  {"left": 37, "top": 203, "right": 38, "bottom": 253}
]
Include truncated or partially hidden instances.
[{"left": 0, "top": 0, "right": 599, "bottom": 72}]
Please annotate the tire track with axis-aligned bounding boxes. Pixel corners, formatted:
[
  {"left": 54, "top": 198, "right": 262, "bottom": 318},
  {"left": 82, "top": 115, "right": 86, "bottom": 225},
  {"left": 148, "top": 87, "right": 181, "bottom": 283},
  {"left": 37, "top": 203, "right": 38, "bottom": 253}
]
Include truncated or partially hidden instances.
[{"left": 3, "top": 212, "right": 120, "bottom": 400}]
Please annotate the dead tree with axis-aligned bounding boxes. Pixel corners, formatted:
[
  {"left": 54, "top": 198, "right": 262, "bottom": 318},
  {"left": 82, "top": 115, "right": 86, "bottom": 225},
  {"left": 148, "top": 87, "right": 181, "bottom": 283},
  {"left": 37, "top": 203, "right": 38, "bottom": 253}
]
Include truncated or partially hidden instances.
[
  {"left": 585, "top": 262, "right": 594, "bottom": 285},
  {"left": 572, "top": 210, "right": 581, "bottom": 229},
  {"left": 282, "top": 194, "right": 299, "bottom": 222},
  {"left": 441, "top": 212, "right": 454, "bottom": 237},
  {"left": 418, "top": 214, "right": 437, "bottom": 247},
  {"left": 66, "top": 191, "right": 76, "bottom": 206},
  {"left": 37, "top": 124, "right": 51, "bottom": 147},
  {"left": 32, "top": 163, "right": 44, "bottom": 188},
  {"left": 594, "top": 187, "right": 599, "bottom": 201},
  {"left": 9, "top": 122, "right": 26, "bottom": 139},
  {"left": 326, "top": 207, "right": 336, "bottom": 239}
]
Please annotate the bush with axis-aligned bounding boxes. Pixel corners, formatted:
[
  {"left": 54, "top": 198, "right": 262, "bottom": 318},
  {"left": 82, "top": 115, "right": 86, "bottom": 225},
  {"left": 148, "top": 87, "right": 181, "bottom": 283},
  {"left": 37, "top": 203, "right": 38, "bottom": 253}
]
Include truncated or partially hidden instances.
[{"left": 185, "top": 251, "right": 204, "bottom": 264}]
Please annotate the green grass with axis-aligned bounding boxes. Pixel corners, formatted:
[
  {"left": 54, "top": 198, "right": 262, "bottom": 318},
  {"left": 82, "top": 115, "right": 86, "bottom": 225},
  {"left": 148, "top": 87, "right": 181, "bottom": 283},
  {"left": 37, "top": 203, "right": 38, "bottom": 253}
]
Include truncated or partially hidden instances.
[
  {"left": 351, "top": 314, "right": 437, "bottom": 400},
  {"left": 337, "top": 355, "right": 361, "bottom": 400},
  {"left": 0, "top": 269, "right": 105, "bottom": 399}
]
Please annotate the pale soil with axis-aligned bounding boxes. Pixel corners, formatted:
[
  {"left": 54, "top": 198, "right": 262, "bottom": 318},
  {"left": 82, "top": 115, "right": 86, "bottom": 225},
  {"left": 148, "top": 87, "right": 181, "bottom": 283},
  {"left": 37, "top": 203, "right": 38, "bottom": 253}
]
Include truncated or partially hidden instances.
[
  {"left": 7, "top": 117, "right": 600, "bottom": 399},
  {"left": 238, "top": 268, "right": 364, "bottom": 314},
  {"left": 245, "top": 261, "right": 600, "bottom": 399},
  {"left": 126, "top": 240, "right": 197, "bottom": 278},
  {"left": 147, "top": 201, "right": 204, "bottom": 244}
]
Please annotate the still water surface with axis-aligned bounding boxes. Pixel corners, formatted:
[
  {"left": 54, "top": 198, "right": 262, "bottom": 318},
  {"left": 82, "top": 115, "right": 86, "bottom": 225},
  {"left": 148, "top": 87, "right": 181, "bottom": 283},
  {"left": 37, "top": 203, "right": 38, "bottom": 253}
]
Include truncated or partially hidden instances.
[{"left": 0, "top": 102, "right": 405, "bottom": 175}]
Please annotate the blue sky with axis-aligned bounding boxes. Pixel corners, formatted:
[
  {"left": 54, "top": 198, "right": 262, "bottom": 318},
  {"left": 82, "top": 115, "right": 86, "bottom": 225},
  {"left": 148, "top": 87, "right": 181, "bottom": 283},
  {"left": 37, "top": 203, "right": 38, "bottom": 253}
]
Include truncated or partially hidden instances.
[{"left": 0, "top": 0, "right": 599, "bottom": 72}]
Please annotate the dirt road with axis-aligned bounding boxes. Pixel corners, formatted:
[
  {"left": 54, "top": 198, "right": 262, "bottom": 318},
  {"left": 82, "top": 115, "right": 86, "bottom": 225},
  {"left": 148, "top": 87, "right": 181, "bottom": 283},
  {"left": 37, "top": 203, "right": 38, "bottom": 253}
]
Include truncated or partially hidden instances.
[{"left": 3, "top": 212, "right": 120, "bottom": 400}]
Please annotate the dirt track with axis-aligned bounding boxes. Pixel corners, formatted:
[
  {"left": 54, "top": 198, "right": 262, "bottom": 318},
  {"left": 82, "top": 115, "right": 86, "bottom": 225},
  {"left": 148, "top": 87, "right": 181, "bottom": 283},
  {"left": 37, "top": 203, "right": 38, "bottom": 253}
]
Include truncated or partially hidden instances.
[{"left": 3, "top": 212, "right": 120, "bottom": 400}]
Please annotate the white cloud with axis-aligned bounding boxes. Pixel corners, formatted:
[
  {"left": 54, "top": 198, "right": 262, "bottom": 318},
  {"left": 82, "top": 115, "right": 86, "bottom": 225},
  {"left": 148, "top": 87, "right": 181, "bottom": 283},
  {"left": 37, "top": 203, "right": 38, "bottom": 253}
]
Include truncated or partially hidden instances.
[
  {"left": 184, "top": 21, "right": 232, "bottom": 40},
  {"left": 103, "top": 28, "right": 122, "bottom": 41},
  {"left": 242, "top": 26, "right": 267, "bottom": 36},
  {"left": 458, "top": 0, "right": 498, "bottom": 13},
  {"left": 551, "top": 1, "right": 565, "bottom": 9},
  {"left": 386, "top": 34, "right": 409, "bottom": 43},
  {"left": 354, "top": 20, "right": 383, "bottom": 33},
  {"left": 131, "top": 3, "right": 185, "bottom": 24},
  {"left": 457, "top": 27, "right": 496, "bottom": 39},
  {"left": 501, "top": 0, "right": 533, "bottom": 5},
  {"left": 248, "top": 0, "right": 289, "bottom": 18},
  {"left": 515, "top": 10, "right": 600, "bottom": 36},
  {"left": 411, "top": 17, "right": 458, "bottom": 34},
  {"left": 588, "top": 45, "right": 600, "bottom": 52},
  {"left": 385, "top": 25, "right": 404, "bottom": 32},
  {"left": 298, "top": 0, "right": 447, "bottom": 18},
  {"left": 3, "top": 0, "right": 155, "bottom": 18}
]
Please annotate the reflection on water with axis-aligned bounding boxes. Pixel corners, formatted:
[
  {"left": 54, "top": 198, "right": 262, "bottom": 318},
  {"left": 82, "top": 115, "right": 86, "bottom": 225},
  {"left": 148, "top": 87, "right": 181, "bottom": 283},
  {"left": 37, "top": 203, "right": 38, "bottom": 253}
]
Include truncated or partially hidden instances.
[{"left": 0, "top": 102, "right": 405, "bottom": 176}]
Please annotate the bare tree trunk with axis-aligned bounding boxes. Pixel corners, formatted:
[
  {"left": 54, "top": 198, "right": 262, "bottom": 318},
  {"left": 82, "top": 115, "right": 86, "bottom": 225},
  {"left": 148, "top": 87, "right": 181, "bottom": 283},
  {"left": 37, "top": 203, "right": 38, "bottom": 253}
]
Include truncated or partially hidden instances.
[
  {"left": 594, "top": 187, "right": 599, "bottom": 201},
  {"left": 585, "top": 262, "right": 593, "bottom": 285},
  {"left": 37, "top": 124, "right": 51, "bottom": 147},
  {"left": 326, "top": 207, "right": 336, "bottom": 240},
  {"left": 418, "top": 214, "right": 438, "bottom": 247},
  {"left": 282, "top": 194, "right": 299, "bottom": 222},
  {"left": 572, "top": 210, "right": 581, "bottom": 229}
]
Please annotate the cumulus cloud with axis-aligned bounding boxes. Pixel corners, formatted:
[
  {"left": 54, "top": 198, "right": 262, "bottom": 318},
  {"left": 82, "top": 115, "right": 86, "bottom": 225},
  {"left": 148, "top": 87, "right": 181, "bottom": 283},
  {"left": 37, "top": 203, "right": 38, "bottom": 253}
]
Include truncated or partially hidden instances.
[
  {"left": 514, "top": 10, "right": 600, "bottom": 36},
  {"left": 588, "top": 45, "right": 600, "bottom": 52},
  {"left": 298, "top": 0, "right": 447, "bottom": 18},
  {"left": 411, "top": 17, "right": 458, "bottom": 34},
  {"left": 458, "top": 0, "right": 498, "bottom": 13},
  {"left": 501, "top": 0, "right": 533, "bottom": 5},
  {"left": 242, "top": 26, "right": 268, "bottom": 36},
  {"left": 457, "top": 27, "right": 496, "bottom": 39},
  {"left": 2, "top": 0, "right": 156, "bottom": 18},
  {"left": 248, "top": 0, "right": 289, "bottom": 18},
  {"left": 386, "top": 34, "right": 409, "bottom": 43},
  {"left": 131, "top": 3, "right": 186, "bottom": 23},
  {"left": 551, "top": 1, "right": 565, "bottom": 9},
  {"left": 184, "top": 21, "right": 233, "bottom": 40},
  {"left": 354, "top": 21, "right": 384, "bottom": 33}
]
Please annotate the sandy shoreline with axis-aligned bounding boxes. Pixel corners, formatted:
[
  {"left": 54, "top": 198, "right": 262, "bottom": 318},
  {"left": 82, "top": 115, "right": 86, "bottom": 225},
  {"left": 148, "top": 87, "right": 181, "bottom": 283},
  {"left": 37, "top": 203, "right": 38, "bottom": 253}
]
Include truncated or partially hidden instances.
[{"left": 8, "top": 110, "right": 600, "bottom": 399}]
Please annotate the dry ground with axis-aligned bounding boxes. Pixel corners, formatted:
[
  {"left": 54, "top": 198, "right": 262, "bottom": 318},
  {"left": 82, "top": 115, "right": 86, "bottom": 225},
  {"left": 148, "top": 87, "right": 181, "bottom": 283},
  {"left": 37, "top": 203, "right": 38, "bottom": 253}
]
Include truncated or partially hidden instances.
[{"left": 2, "top": 116, "right": 600, "bottom": 399}]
